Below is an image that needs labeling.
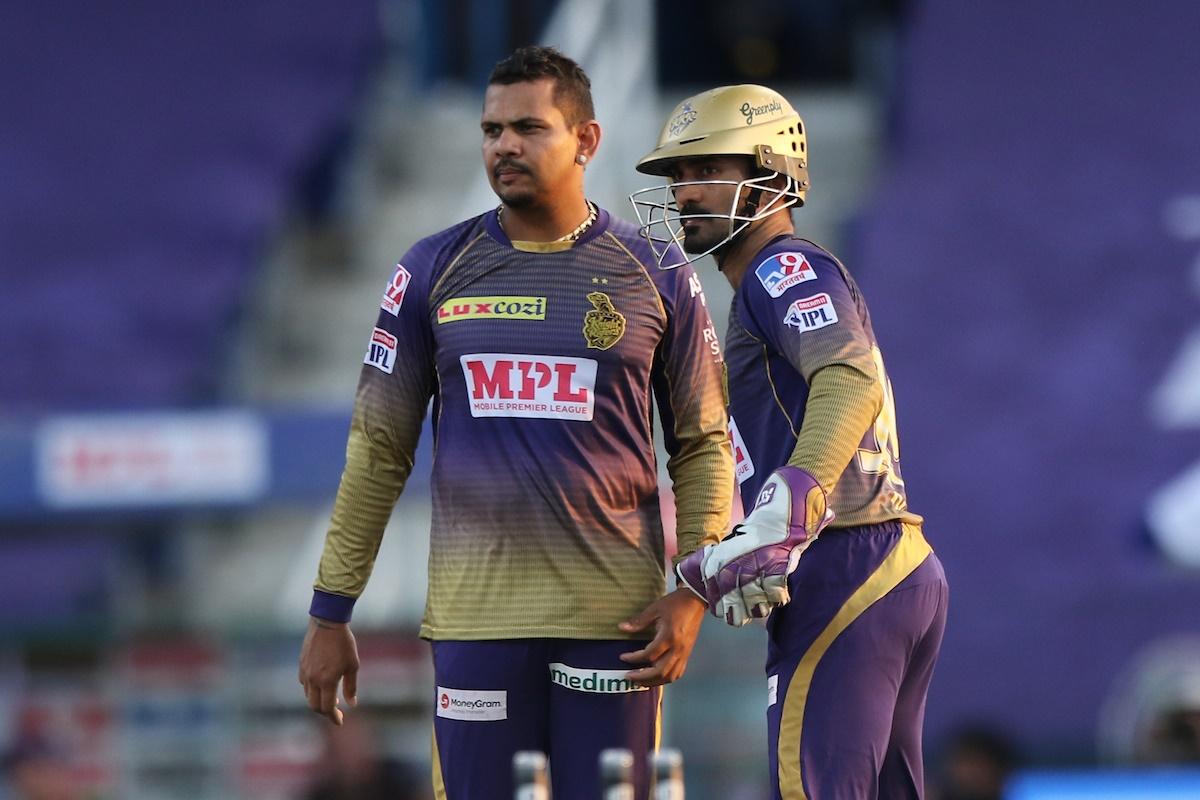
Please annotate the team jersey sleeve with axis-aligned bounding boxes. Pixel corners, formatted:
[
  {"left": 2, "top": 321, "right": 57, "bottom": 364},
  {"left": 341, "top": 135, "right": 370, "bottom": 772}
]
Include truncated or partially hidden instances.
[
  {"left": 651, "top": 264, "right": 734, "bottom": 561},
  {"left": 741, "top": 248, "right": 882, "bottom": 494},
  {"left": 310, "top": 248, "right": 437, "bottom": 622},
  {"left": 741, "top": 248, "right": 876, "bottom": 382}
]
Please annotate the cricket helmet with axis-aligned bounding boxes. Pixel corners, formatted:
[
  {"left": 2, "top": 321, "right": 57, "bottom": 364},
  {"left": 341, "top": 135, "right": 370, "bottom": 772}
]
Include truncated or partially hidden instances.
[{"left": 630, "top": 85, "right": 809, "bottom": 269}]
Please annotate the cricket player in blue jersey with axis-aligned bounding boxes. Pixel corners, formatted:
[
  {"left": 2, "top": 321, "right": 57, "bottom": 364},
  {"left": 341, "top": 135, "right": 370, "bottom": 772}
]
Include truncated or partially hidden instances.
[
  {"left": 298, "top": 48, "right": 733, "bottom": 799},
  {"left": 631, "top": 85, "right": 949, "bottom": 799}
]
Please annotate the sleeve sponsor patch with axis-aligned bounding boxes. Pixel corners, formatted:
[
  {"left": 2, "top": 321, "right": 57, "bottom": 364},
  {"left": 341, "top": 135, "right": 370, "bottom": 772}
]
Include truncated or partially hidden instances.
[
  {"left": 783, "top": 293, "right": 838, "bottom": 333},
  {"left": 380, "top": 263, "right": 412, "bottom": 315},
  {"left": 754, "top": 252, "right": 817, "bottom": 297},
  {"left": 728, "top": 415, "right": 755, "bottom": 485},
  {"left": 364, "top": 327, "right": 397, "bottom": 373}
]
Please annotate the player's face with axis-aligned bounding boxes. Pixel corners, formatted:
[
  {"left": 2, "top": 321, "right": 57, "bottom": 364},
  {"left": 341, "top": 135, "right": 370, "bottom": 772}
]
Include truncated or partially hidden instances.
[
  {"left": 481, "top": 79, "right": 580, "bottom": 210},
  {"left": 667, "top": 156, "right": 754, "bottom": 254}
]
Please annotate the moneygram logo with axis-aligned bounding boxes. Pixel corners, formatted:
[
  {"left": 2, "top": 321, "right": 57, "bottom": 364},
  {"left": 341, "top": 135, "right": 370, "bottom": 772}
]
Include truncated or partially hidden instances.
[
  {"left": 437, "top": 296, "right": 546, "bottom": 324},
  {"left": 548, "top": 664, "right": 650, "bottom": 694},
  {"left": 435, "top": 687, "right": 507, "bottom": 721},
  {"left": 460, "top": 354, "right": 597, "bottom": 420}
]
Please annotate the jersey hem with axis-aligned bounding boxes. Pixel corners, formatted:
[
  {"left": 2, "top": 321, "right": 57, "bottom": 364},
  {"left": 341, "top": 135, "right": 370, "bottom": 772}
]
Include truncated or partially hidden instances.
[{"left": 418, "top": 624, "right": 650, "bottom": 641}]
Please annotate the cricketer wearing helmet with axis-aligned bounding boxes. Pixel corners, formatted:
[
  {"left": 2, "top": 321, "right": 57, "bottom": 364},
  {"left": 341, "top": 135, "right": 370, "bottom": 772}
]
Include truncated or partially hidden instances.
[
  {"left": 632, "top": 86, "right": 949, "bottom": 799},
  {"left": 298, "top": 48, "right": 732, "bottom": 800}
]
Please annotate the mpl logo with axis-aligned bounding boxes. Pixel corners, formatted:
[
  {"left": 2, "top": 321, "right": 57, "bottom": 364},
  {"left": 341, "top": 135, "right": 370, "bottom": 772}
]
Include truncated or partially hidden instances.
[
  {"left": 728, "top": 415, "right": 755, "bottom": 485},
  {"left": 783, "top": 293, "right": 839, "bottom": 333},
  {"left": 460, "top": 354, "right": 597, "bottom": 420},
  {"left": 755, "top": 252, "right": 817, "bottom": 298},
  {"left": 364, "top": 327, "right": 397, "bottom": 374},
  {"left": 380, "top": 263, "right": 412, "bottom": 316}
]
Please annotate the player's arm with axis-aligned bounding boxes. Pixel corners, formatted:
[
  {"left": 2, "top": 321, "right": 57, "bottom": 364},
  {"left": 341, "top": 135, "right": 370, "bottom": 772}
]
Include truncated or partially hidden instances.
[
  {"left": 676, "top": 250, "right": 879, "bottom": 625},
  {"left": 300, "top": 260, "right": 435, "bottom": 723},
  {"left": 651, "top": 264, "right": 734, "bottom": 561},
  {"left": 619, "top": 262, "right": 733, "bottom": 685}
]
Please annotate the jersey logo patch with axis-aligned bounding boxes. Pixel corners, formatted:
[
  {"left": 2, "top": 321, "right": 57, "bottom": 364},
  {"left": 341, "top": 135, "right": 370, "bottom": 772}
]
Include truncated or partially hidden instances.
[
  {"left": 437, "top": 296, "right": 546, "bottom": 324},
  {"left": 364, "top": 327, "right": 397, "bottom": 374},
  {"left": 755, "top": 252, "right": 817, "bottom": 297},
  {"left": 436, "top": 687, "right": 507, "bottom": 721},
  {"left": 729, "top": 415, "right": 755, "bottom": 485},
  {"left": 460, "top": 354, "right": 597, "bottom": 420},
  {"left": 548, "top": 663, "right": 650, "bottom": 694},
  {"left": 380, "top": 264, "right": 412, "bottom": 316},
  {"left": 783, "top": 293, "right": 838, "bottom": 333},
  {"left": 582, "top": 291, "right": 625, "bottom": 350}
]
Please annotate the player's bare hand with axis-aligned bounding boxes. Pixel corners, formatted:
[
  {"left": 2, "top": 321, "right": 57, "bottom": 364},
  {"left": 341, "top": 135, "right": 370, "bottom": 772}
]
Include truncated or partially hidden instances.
[
  {"left": 617, "top": 588, "right": 706, "bottom": 686},
  {"left": 298, "top": 617, "right": 360, "bottom": 725}
]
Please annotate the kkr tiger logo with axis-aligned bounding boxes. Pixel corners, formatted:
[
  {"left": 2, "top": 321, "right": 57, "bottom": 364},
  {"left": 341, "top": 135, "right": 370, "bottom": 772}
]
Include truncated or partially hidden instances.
[{"left": 582, "top": 291, "right": 625, "bottom": 350}]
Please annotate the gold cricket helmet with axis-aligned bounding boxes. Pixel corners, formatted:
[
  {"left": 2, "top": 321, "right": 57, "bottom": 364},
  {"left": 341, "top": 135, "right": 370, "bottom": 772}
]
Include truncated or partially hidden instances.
[{"left": 636, "top": 84, "right": 809, "bottom": 199}]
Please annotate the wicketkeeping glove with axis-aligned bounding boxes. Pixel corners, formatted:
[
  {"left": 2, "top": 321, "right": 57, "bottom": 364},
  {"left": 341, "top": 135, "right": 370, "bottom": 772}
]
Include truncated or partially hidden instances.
[{"left": 675, "top": 466, "right": 833, "bottom": 627}]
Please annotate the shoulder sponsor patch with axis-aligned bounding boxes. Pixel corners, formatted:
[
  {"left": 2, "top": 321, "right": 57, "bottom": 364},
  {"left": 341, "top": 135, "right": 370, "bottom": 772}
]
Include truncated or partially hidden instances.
[
  {"left": 548, "top": 663, "right": 650, "bottom": 694},
  {"left": 728, "top": 415, "right": 755, "bottom": 485},
  {"left": 364, "top": 327, "right": 397, "bottom": 374},
  {"left": 768, "top": 674, "right": 778, "bottom": 707},
  {"left": 783, "top": 293, "right": 838, "bottom": 333},
  {"left": 755, "top": 252, "right": 817, "bottom": 298},
  {"left": 436, "top": 687, "right": 507, "bottom": 721},
  {"left": 460, "top": 353, "right": 597, "bottom": 420},
  {"left": 381, "top": 263, "right": 412, "bottom": 316},
  {"left": 437, "top": 296, "right": 546, "bottom": 324}
]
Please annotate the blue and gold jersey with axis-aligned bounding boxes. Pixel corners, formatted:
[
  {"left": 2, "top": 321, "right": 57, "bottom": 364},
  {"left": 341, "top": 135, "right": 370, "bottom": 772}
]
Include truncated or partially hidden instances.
[
  {"left": 313, "top": 208, "right": 733, "bottom": 639},
  {"left": 726, "top": 236, "right": 920, "bottom": 528}
]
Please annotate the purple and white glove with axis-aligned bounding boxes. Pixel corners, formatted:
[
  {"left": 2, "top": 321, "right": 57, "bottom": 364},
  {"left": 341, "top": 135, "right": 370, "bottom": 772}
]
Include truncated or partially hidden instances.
[{"left": 675, "top": 466, "right": 833, "bottom": 627}]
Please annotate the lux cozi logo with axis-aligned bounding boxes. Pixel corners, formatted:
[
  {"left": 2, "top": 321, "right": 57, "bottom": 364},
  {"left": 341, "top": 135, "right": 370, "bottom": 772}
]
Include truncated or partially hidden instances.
[
  {"left": 459, "top": 354, "right": 597, "bottom": 420},
  {"left": 437, "top": 296, "right": 546, "bottom": 324}
]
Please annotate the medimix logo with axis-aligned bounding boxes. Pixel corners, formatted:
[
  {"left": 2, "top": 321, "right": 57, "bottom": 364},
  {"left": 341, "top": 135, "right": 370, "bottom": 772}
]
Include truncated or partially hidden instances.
[
  {"left": 548, "top": 663, "right": 650, "bottom": 694},
  {"left": 435, "top": 687, "right": 507, "bottom": 721},
  {"left": 459, "top": 353, "right": 597, "bottom": 421}
]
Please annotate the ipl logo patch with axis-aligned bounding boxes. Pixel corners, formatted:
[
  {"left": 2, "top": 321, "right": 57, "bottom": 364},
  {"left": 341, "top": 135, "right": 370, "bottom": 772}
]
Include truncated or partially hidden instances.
[
  {"left": 783, "top": 293, "right": 839, "bottom": 333},
  {"left": 364, "top": 327, "right": 397, "bottom": 374},
  {"left": 582, "top": 291, "right": 625, "bottom": 350}
]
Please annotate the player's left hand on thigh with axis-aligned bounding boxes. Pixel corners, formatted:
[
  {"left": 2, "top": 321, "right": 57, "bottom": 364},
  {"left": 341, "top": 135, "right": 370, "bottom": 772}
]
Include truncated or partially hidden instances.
[{"left": 616, "top": 588, "right": 706, "bottom": 686}]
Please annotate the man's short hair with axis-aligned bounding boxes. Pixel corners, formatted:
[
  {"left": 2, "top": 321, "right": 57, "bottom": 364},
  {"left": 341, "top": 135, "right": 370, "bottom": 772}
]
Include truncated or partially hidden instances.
[{"left": 488, "top": 46, "right": 595, "bottom": 127}]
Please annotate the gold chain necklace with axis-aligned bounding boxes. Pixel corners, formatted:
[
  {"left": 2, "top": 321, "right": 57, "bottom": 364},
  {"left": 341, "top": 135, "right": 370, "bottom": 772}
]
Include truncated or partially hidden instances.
[{"left": 498, "top": 201, "right": 597, "bottom": 243}]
